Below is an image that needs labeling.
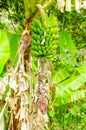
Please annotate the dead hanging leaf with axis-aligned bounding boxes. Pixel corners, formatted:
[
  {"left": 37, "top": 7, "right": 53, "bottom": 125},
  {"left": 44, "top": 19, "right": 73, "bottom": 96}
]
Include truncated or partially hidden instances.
[
  {"left": 9, "top": 112, "right": 20, "bottom": 130},
  {"left": 28, "top": 81, "right": 49, "bottom": 130},
  {"left": 7, "top": 97, "right": 19, "bottom": 111},
  {"left": 57, "top": 0, "right": 82, "bottom": 12},
  {"left": 66, "top": 0, "right": 71, "bottom": 12},
  {"left": 19, "top": 95, "right": 28, "bottom": 121},
  {"left": 21, "top": 30, "right": 31, "bottom": 51},
  {"left": 27, "top": 57, "right": 49, "bottom": 130},
  {"left": 0, "top": 75, "right": 8, "bottom": 99},
  {"left": 20, "top": 107, "right": 25, "bottom": 120},
  {"left": 9, "top": 76, "right": 18, "bottom": 92},
  {"left": 8, "top": 113, "right": 14, "bottom": 130},
  {"left": 57, "top": 0, "right": 65, "bottom": 12},
  {"left": 36, "top": 73, "right": 49, "bottom": 114},
  {"left": 37, "top": 110, "right": 48, "bottom": 129},
  {"left": 0, "top": 118, "right": 4, "bottom": 130},
  {"left": 21, "top": 122, "right": 27, "bottom": 130},
  {"left": 75, "top": 0, "right": 81, "bottom": 11}
]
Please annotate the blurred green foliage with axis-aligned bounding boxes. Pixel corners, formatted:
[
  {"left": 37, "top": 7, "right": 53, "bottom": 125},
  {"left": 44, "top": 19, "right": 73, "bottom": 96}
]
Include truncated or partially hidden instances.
[
  {"left": 48, "top": 100, "right": 86, "bottom": 130},
  {"left": 54, "top": 9, "right": 86, "bottom": 48}
]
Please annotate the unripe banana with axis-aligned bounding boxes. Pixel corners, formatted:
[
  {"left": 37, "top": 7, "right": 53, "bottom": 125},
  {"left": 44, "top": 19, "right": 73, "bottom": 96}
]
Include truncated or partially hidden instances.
[
  {"left": 30, "top": 14, "right": 59, "bottom": 60},
  {"left": 32, "top": 51, "right": 39, "bottom": 56},
  {"left": 31, "top": 45, "right": 38, "bottom": 51},
  {"left": 30, "top": 25, "right": 37, "bottom": 33}
]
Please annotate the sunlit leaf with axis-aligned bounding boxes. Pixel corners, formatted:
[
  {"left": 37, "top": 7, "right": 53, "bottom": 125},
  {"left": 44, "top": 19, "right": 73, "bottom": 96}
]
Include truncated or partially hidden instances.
[
  {"left": 60, "top": 31, "right": 76, "bottom": 55},
  {"left": 0, "top": 30, "right": 10, "bottom": 74},
  {"left": 56, "top": 73, "right": 86, "bottom": 96},
  {"left": 49, "top": 110, "right": 55, "bottom": 117},
  {"left": 60, "top": 31, "right": 77, "bottom": 71},
  {"left": 77, "top": 62, "right": 86, "bottom": 74},
  {"left": 7, "top": 32, "right": 21, "bottom": 63},
  {"left": 52, "top": 68, "right": 70, "bottom": 84},
  {"left": 55, "top": 90, "right": 86, "bottom": 106}
]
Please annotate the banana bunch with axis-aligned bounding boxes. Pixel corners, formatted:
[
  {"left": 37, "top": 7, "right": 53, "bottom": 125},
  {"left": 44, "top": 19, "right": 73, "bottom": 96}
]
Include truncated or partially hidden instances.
[
  {"left": 53, "top": 55, "right": 62, "bottom": 70},
  {"left": 30, "top": 14, "right": 59, "bottom": 60}
]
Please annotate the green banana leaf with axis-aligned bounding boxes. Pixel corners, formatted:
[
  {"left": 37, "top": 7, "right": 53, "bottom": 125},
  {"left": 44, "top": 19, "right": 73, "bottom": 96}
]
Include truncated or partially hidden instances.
[
  {"left": 60, "top": 31, "right": 77, "bottom": 71},
  {"left": 52, "top": 68, "right": 70, "bottom": 84},
  {"left": 54, "top": 72, "right": 86, "bottom": 106},
  {"left": 7, "top": 32, "right": 21, "bottom": 62},
  {"left": 0, "top": 30, "right": 10, "bottom": 74},
  {"left": 77, "top": 62, "right": 86, "bottom": 74},
  {"left": 55, "top": 90, "right": 86, "bottom": 106},
  {"left": 56, "top": 73, "right": 86, "bottom": 96},
  {"left": 60, "top": 31, "right": 76, "bottom": 55}
]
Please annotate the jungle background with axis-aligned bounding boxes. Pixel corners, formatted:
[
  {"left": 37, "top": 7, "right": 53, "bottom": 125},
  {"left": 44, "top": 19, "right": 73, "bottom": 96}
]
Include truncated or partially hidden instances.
[{"left": 0, "top": 0, "right": 86, "bottom": 130}]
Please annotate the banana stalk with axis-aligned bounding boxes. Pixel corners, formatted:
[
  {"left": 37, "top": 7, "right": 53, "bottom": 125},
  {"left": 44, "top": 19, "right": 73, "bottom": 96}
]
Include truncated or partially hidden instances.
[
  {"left": 35, "top": 4, "right": 46, "bottom": 26},
  {"left": 23, "top": 0, "right": 31, "bottom": 19}
]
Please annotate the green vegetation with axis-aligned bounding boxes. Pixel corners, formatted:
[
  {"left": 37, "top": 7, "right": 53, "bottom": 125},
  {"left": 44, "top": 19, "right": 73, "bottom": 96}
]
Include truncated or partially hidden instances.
[{"left": 0, "top": 0, "right": 86, "bottom": 129}]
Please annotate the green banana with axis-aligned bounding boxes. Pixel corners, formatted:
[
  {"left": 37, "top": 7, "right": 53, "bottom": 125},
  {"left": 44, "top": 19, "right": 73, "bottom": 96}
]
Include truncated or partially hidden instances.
[
  {"left": 30, "top": 14, "right": 59, "bottom": 60},
  {"left": 32, "top": 33, "right": 41, "bottom": 42},
  {"left": 30, "top": 25, "right": 37, "bottom": 33}
]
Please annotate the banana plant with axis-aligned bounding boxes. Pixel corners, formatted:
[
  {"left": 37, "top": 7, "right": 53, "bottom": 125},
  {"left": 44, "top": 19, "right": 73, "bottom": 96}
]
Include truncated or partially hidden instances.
[
  {"left": 0, "top": 0, "right": 86, "bottom": 130},
  {"left": 51, "top": 31, "right": 86, "bottom": 106},
  {"left": 51, "top": 61, "right": 86, "bottom": 106}
]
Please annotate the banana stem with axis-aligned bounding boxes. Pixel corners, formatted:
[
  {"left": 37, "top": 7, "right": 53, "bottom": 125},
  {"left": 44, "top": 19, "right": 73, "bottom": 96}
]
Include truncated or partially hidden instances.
[
  {"left": 23, "top": 0, "right": 31, "bottom": 19},
  {"left": 23, "top": 0, "right": 55, "bottom": 21},
  {"left": 43, "top": 0, "right": 55, "bottom": 10},
  {"left": 35, "top": 0, "right": 55, "bottom": 24},
  {"left": 35, "top": 4, "right": 46, "bottom": 26}
]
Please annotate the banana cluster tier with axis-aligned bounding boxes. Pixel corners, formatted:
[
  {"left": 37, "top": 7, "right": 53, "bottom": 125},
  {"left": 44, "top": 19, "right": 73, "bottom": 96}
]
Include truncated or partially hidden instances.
[{"left": 30, "top": 14, "right": 59, "bottom": 60}]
